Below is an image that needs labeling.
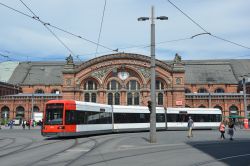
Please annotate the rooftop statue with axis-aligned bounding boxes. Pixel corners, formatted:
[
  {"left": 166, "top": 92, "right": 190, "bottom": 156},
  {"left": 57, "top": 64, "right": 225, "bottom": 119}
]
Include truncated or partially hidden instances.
[
  {"left": 66, "top": 54, "right": 74, "bottom": 64},
  {"left": 174, "top": 53, "right": 182, "bottom": 63}
]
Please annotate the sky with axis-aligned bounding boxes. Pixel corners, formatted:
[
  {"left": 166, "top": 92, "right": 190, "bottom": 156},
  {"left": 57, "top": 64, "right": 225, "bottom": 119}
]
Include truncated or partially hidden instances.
[{"left": 0, "top": 0, "right": 250, "bottom": 62}]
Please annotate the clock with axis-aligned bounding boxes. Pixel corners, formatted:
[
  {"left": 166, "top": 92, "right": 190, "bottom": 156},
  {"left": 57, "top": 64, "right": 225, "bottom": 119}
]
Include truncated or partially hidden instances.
[{"left": 118, "top": 71, "right": 129, "bottom": 80}]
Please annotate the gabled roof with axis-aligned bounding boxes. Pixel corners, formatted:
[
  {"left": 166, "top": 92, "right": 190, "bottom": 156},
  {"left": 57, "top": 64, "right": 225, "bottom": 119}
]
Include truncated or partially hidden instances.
[{"left": 1, "top": 57, "right": 250, "bottom": 85}]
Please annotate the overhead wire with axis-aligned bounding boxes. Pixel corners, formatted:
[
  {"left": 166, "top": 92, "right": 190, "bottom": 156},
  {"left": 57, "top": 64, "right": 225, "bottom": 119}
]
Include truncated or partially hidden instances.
[
  {"left": 95, "top": 0, "right": 107, "bottom": 57},
  {"left": 166, "top": 0, "right": 250, "bottom": 50},
  {"left": 0, "top": 1, "right": 118, "bottom": 58},
  {"left": 18, "top": 0, "right": 79, "bottom": 61}
]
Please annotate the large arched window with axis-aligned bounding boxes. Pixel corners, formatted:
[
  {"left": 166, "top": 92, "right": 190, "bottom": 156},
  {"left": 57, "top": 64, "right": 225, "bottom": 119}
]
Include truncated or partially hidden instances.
[
  {"left": 185, "top": 88, "right": 191, "bottom": 93},
  {"left": 214, "top": 88, "right": 225, "bottom": 93},
  {"left": 126, "top": 80, "right": 140, "bottom": 90},
  {"left": 83, "top": 79, "right": 98, "bottom": 103},
  {"left": 198, "top": 88, "right": 208, "bottom": 93},
  {"left": 84, "top": 80, "right": 97, "bottom": 90},
  {"left": 107, "top": 80, "right": 121, "bottom": 90},
  {"left": 155, "top": 80, "right": 165, "bottom": 106},
  {"left": 35, "top": 89, "right": 44, "bottom": 94},
  {"left": 229, "top": 105, "right": 239, "bottom": 115},
  {"left": 33, "top": 106, "right": 39, "bottom": 112},
  {"left": 156, "top": 80, "right": 164, "bottom": 90},
  {"left": 157, "top": 93, "right": 163, "bottom": 105},
  {"left": 16, "top": 106, "right": 25, "bottom": 119},
  {"left": 107, "top": 80, "right": 121, "bottom": 105},
  {"left": 1, "top": 106, "right": 10, "bottom": 119},
  {"left": 199, "top": 105, "right": 206, "bottom": 108},
  {"left": 214, "top": 105, "right": 223, "bottom": 111},
  {"left": 126, "top": 80, "right": 140, "bottom": 105}
]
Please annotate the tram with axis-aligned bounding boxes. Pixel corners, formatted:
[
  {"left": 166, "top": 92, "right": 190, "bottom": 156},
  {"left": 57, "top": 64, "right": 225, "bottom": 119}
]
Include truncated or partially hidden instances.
[{"left": 41, "top": 100, "right": 222, "bottom": 137}]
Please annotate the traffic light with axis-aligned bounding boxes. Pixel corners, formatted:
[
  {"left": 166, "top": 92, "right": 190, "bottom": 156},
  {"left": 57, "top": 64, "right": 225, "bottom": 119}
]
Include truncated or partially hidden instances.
[{"left": 148, "top": 101, "right": 152, "bottom": 113}]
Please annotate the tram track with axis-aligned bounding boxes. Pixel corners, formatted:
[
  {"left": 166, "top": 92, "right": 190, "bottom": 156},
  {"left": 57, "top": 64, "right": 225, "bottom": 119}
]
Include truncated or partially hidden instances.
[
  {"left": 0, "top": 137, "right": 64, "bottom": 158},
  {"left": 42, "top": 133, "right": 141, "bottom": 166},
  {"left": 0, "top": 137, "right": 16, "bottom": 149},
  {"left": 30, "top": 134, "right": 135, "bottom": 166}
]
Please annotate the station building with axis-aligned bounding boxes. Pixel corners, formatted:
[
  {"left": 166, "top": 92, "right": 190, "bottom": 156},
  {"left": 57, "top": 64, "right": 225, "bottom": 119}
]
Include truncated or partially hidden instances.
[{"left": 0, "top": 53, "right": 250, "bottom": 121}]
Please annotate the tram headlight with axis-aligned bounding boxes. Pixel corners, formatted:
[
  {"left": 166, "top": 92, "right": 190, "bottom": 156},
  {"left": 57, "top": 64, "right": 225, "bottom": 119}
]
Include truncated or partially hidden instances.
[{"left": 57, "top": 126, "right": 65, "bottom": 129}]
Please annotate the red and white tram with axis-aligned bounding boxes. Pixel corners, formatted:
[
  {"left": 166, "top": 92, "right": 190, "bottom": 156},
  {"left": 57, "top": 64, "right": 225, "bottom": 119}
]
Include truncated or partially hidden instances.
[{"left": 41, "top": 100, "right": 222, "bottom": 137}]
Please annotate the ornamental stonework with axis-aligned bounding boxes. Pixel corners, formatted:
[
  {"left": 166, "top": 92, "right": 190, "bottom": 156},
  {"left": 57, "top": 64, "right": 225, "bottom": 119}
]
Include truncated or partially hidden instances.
[
  {"left": 91, "top": 67, "right": 109, "bottom": 80},
  {"left": 133, "top": 66, "right": 151, "bottom": 79}
]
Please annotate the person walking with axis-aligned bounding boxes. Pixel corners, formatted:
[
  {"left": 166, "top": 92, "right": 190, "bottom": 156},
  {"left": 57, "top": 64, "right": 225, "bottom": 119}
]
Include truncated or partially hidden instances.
[
  {"left": 187, "top": 116, "right": 194, "bottom": 138},
  {"left": 22, "top": 120, "right": 26, "bottom": 130},
  {"left": 228, "top": 119, "right": 236, "bottom": 140},
  {"left": 219, "top": 121, "right": 226, "bottom": 140}
]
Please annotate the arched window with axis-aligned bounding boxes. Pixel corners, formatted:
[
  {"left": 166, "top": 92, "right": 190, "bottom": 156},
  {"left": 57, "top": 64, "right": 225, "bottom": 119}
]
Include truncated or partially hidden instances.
[
  {"left": 1, "top": 106, "right": 10, "bottom": 119},
  {"left": 158, "top": 93, "right": 163, "bottom": 105},
  {"left": 214, "top": 88, "right": 225, "bottom": 93},
  {"left": 214, "top": 105, "right": 223, "bottom": 111},
  {"left": 156, "top": 80, "right": 164, "bottom": 90},
  {"left": 51, "top": 89, "right": 60, "bottom": 94},
  {"left": 16, "top": 106, "right": 25, "bottom": 119},
  {"left": 185, "top": 88, "right": 191, "bottom": 93},
  {"left": 35, "top": 89, "right": 44, "bottom": 94},
  {"left": 33, "top": 106, "right": 39, "bottom": 112},
  {"left": 91, "top": 93, "right": 96, "bottom": 103},
  {"left": 107, "top": 80, "right": 121, "bottom": 90},
  {"left": 126, "top": 80, "right": 140, "bottom": 90},
  {"left": 198, "top": 88, "right": 208, "bottom": 93},
  {"left": 199, "top": 105, "right": 206, "bottom": 108},
  {"left": 84, "top": 93, "right": 90, "bottom": 102},
  {"left": 229, "top": 105, "right": 238, "bottom": 115},
  {"left": 108, "top": 93, "right": 113, "bottom": 105},
  {"left": 84, "top": 80, "right": 97, "bottom": 90}
]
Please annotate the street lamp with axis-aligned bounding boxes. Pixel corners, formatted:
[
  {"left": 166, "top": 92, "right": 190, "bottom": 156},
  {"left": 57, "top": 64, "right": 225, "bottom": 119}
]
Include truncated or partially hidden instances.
[
  {"left": 241, "top": 76, "right": 249, "bottom": 129},
  {"left": 138, "top": 6, "right": 168, "bottom": 143}
]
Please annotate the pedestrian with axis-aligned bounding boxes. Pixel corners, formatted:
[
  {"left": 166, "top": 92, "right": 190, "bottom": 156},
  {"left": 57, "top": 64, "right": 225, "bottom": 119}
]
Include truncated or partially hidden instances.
[
  {"left": 26, "top": 120, "right": 30, "bottom": 130},
  {"left": 9, "top": 120, "right": 13, "bottom": 129},
  {"left": 187, "top": 116, "right": 194, "bottom": 138},
  {"left": 22, "top": 120, "right": 26, "bottom": 130},
  {"left": 219, "top": 120, "right": 226, "bottom": 140},
  {"left": 228, "top": 119, "right": 236, "bottom": 140}
]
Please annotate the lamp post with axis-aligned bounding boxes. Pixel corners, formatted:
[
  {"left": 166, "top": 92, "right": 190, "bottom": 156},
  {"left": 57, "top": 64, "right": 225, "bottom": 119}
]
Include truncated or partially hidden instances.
[
  {"left": 138, "top": 6, "right": 168, "bottom": 143},
  {"left": 242, "top": 77, "right": 249, "bottom": 129}
]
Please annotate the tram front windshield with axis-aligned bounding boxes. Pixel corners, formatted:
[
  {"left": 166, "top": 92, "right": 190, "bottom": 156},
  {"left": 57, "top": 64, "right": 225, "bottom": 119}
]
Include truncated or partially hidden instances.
[{"left": 45, "top": 103, "right": 63, "bottom": 125}]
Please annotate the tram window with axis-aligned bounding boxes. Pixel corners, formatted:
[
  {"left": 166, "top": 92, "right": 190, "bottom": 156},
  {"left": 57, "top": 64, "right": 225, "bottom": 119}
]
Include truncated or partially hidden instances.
[
  {"left": 45, "top": 108, "right": 63, "bottom": 125},
  {"left": 114, "top": 113, "right": 149, "bottom": 123},
  {"left": 65, "top": 111, "right": 76, "bottom": 125},
  {"left": 156, "top": 114, "right": 165, "bottom": 122}
]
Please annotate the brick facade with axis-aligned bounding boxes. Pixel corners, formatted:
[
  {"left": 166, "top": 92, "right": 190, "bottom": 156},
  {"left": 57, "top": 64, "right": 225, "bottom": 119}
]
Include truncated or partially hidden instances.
[{"left": 0, "top": 53, "right": 250, "bottom": 121}]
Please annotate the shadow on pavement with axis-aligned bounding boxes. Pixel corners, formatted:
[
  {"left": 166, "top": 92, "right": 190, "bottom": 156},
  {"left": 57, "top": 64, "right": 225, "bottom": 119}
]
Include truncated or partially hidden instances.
[{"left": 186, "top": 139, "right": 250, "bottom": 166}]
